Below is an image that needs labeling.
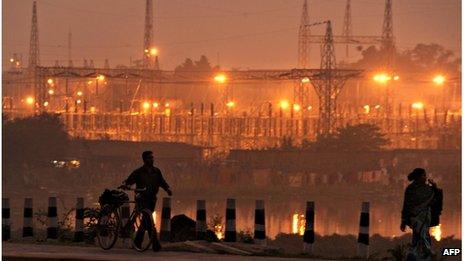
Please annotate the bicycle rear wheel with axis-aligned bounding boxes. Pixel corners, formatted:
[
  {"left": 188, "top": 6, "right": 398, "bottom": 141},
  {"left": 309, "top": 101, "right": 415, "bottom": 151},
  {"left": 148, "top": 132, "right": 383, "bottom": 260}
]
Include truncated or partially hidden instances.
[
  {"left": 96, "top": 205, "right": 119, "bottom": 250},
  {"left": 131, "top": 208, "right": 155, "bottom": 252}
]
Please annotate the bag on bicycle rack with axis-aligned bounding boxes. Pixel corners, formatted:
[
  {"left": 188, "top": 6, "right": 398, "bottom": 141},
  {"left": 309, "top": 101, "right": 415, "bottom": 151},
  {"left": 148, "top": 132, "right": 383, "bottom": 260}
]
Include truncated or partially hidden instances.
[{"left": 98, "top": 189, "right": 129, "bottom": 208}]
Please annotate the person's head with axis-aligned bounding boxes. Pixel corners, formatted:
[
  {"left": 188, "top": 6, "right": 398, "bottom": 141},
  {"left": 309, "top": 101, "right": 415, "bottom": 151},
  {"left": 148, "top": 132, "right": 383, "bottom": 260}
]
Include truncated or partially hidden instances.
[
  {"left": 142, "top": 151, "right": 154, "bottom": 166},
  {"left": 408, "top": 168, "right": 426, "bottom": 183}
]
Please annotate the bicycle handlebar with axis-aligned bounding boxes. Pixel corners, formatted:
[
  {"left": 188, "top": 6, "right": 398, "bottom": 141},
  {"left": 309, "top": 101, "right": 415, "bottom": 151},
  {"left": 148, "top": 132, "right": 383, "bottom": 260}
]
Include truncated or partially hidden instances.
[{"left": 118, "top": 185, "right": 147, "bottom": 193}]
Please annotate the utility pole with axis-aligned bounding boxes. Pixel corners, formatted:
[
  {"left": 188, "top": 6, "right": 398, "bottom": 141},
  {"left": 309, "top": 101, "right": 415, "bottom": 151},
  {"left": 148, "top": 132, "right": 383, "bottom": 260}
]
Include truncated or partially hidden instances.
[
  {"left": 298, "top": 0, "right": 310, "bottom": 69},
  {"left": 143, "top": 0, "right": 154, "bottom": 68},
  {"left": 381, "top": 0, "right": 394, "bottom": 67},
  {"left": 308, "top": 21, "right": 361, "bottom": 136},
  {"left": 29, "top": 1, "right": 43, "bottom": 111},
  {"left": 381, "top": 0, "right": 395, "bottom": 131},
  {"left": 28, "top": 1, "right": 40, "bottom": 68},
  {"left": 294, "top": 0, "right": 310, "bottom": 116},
  {"left": 342, "top": 0, "right": 352, "bottom": 59},
  {"left": 307, "top": 1, "right": 384, "bottom": 51}
]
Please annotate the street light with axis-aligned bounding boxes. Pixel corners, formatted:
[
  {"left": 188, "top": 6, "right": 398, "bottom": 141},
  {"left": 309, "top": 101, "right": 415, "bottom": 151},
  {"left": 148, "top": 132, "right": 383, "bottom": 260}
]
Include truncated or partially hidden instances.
[
  {"left": 293, "top": 104, "right": 301, "bottom": 112},
  {"left": 279, "top": 100, "right": 290, "bottom": 110},
  {"left": 411, "top": 102, "right": 424, "bottom": 110},
  {"left": 77, "top": 91, "right": 83, "bottom": 97},
  {"left": 226, "top": 101, "right": 235, "bottom": 108},
  {"left": 301, "top": 77, "right": 310, "bottom": 83},
  {"left": 145, "top": 47, "right": 159, "bottom": 57},
  {"left": 150, "top": 48, "right": 158, "bottom": 56},
  {"left": 153, "top": 102, "right": 159, "bottom": 108},
  {"left": 26, "top": 96, "right": 35, "bottom": 105},
  {"left": 373, "top": 73, "right": 391, "bottom": 84},
  {"left": 47, "top": 78, "right": 54, "bottom": 85},
  {"left": 433, "top": 75, "right": 445, "bottom": 85},
  {"left": 373, "top": 72, "right": 399, "bottom": 122},
  {"left": 373, "top": 73, "right": 399, "bottom": 83},
  {"left": 214, "top": 73, "right": 227, "bottom": 84},
  {"left": 432, "top": 74, "right": 448, "bottom": 109},
  {"left": 97, "top": 75, "right": 105, "bottom": 81},
  {"left": 142, "top": 101, "right": 151, "bottom": 110},
  {"left": 363, "top": 104, "right": 370, "bottom": 114},
  {"left": 48, "top": 89, "right": 55, "bottom": 95}
]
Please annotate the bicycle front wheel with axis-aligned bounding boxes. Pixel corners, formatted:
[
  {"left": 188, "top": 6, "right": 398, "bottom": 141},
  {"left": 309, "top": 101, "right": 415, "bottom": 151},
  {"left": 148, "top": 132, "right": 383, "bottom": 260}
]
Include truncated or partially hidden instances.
[
  {"left": 96, "top": 205, "right": 120, "bottom": 250},
  {"left": 131, "top": 208, "right": 155, "bottom": 252}
]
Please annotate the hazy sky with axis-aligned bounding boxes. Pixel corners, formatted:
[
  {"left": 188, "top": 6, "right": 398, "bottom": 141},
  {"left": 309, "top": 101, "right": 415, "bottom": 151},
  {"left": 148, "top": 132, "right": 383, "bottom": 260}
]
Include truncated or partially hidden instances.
[{"left": 2, "top": 0, "right": 461, "bottom": 70}]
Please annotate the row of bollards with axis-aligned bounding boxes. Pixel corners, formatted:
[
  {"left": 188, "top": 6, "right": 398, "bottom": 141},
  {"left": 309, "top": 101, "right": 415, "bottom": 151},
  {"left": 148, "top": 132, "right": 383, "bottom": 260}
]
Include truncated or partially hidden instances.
[
  {"left": 3, "top": 198, "right": 10, "bottom": 241},
  {"left": 225, "top": 198, "right": 236, "bottom": 242},
  {"left": 2, "top": 197, "right": 85, "bottom": 242},
  {"left": 2, "top": 197, "right": 370, "bottom": 258},
  {"left": 157, "top": 198, "right": 370, "bottom": 257},
  {"left": 196, "top": 200, "right": 207, "bottom": 240},
  {"left": 160, "top": 198, "right": 171, "bottom": 242},
  {"left": 22, "top": 198, "right": 33, "bottom": 238},
  {"left": 303, "top": 201, "right": 315, "bottom": 253}
]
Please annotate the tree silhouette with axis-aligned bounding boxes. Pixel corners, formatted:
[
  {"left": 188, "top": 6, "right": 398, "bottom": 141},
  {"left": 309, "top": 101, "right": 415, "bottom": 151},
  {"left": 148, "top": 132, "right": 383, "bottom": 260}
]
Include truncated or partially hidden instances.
[
  {"left": 405, "top": 43, "right": 460, "bottom": 72},
  {"left": 343, "top": 43, "right": 460, "bottom": 74},
  {"left": 309, "top": 124, "right": 389, "bottom": 152},
  {"left": 3, "top": 113, "right": 69, "bottom": 169},
  {"left": 336, "top": 124, "right": 389, "bottom": 151},
  {"left": 175, "top": 55, "right": 217, "bottom": 73}
]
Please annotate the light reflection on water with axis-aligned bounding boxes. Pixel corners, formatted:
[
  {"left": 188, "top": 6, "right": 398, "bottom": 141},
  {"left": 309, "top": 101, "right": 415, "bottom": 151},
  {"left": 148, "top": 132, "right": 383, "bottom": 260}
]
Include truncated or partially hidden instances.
[{"left": 155, "top": 199, "right": 461, "bottom": 239}]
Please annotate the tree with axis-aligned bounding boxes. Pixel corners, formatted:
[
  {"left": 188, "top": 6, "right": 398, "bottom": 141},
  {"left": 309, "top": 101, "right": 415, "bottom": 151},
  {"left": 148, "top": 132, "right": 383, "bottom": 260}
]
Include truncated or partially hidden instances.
[
  {"left": 308, "top": 124, "right": 389, "bottom": 152},
  {"left": 194, "top": 55, "right": 212, "bottom": 72},
  {"left": 343, "top": 43, "right": 460, "bottom": 74},
  {"left": 3, "top": 113, "right": 70, "bottom": 169},
  {"left": 306, "top": 134, "right": 339, "bottom": 152},
  {"left": 404, "top": 43, "right": 459, "bottom": 72},
  {"left": 335, "top": 124, "right": 389, "bottom": 151},
  {"left": 175, "top": 55, "right": 215, "bottom": 73},
  {"left": 174, "top": 58, "right": 195, "bottom": 72},
  {"left": 345, "top": 45, "right": 417, "bottom": 72}
]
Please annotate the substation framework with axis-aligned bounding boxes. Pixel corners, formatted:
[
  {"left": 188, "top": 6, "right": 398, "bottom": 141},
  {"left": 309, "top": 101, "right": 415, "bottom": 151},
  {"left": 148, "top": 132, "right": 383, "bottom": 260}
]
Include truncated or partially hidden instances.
[{"left": 3, "top": 0, "right": 461, "bottom": 150}]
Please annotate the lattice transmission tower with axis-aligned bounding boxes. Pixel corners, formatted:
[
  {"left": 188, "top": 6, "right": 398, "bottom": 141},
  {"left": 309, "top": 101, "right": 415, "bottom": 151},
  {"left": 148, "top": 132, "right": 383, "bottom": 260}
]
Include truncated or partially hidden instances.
[
  {"left": 294, "top": 0, "right": 311, "bottom": 113},
  {"left": 29, "top": 1, "right": 45, "bottom": 110},
  {"left": 381, "top": 0, "right": 395, "bottom": 68},
  {"left": 143, "top": 0, "right": 158, "bottom": 68},
  {"left": 341, "top": 0, "right": 352, "bottom": 58},
  {"left": 29, "top": 1, "right": 40, "bottom": 68},
  {"left": 309, "top": 21, "right": 360, "bottom": 135}
]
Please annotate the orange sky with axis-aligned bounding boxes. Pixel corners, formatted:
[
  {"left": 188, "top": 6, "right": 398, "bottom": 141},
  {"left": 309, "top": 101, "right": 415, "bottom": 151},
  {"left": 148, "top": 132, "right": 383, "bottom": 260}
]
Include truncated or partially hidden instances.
[{"left": 2, "top": 0, "right": 461, "bottom": 70}]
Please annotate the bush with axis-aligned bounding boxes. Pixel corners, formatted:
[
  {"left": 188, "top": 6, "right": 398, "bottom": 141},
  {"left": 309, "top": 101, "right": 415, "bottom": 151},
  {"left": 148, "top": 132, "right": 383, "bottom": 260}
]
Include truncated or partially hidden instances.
[{"left": 237, "top": 230, "right": 254, "bottom": 244}]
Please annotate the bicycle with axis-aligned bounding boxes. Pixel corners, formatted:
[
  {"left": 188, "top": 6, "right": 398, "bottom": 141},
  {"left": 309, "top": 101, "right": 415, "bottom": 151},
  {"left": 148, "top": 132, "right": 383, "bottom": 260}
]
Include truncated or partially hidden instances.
[{"left": 96, "top": 187, "right": 155, "bottom": 252}]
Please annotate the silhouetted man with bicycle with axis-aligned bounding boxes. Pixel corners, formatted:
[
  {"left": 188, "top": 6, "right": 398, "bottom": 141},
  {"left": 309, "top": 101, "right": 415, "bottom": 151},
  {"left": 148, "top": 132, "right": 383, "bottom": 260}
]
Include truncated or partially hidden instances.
[{"left": 121, "top": 150, "right": 172, "bottom": 252}]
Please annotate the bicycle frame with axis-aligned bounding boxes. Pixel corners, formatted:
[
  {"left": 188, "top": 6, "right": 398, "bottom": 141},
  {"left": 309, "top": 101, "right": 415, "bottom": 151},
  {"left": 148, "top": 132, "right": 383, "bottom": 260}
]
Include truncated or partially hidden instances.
[{"left": 116, "top": 200, "right": 152, "bottom": 236}]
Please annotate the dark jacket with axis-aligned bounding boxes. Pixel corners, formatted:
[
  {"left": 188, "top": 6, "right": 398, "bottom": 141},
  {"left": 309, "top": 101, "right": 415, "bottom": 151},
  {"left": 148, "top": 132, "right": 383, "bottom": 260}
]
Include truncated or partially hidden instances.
[
  {"left": 430, "top": 188, "right": 443, "bottom": 227},
  {"left": 401, "top": 181, "right": 433, "bottom": 226},
  {"left": 124, "top": 165, "right": 170, "bottom": 201},
  {"left": 401, "top": 181, "right": 442, "bottom": 227}
]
